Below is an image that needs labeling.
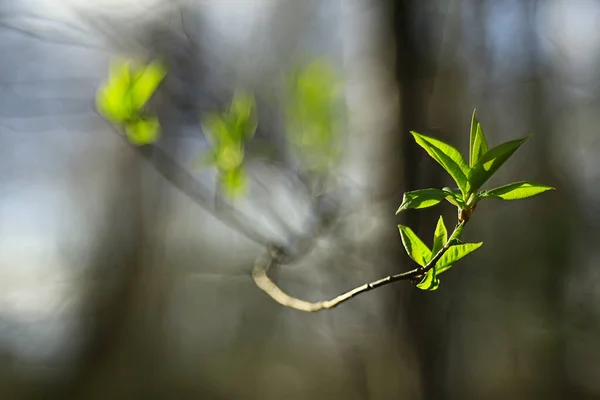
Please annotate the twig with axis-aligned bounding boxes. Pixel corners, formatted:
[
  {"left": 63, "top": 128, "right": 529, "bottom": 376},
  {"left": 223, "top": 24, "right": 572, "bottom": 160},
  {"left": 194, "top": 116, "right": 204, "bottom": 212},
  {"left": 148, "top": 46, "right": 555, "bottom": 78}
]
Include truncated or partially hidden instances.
[
  {"left": 135, "top": 144, "right": 277, "bottom": 247},
  {"left": 252, "top": 221, "right": 467, "bottom": 312}
]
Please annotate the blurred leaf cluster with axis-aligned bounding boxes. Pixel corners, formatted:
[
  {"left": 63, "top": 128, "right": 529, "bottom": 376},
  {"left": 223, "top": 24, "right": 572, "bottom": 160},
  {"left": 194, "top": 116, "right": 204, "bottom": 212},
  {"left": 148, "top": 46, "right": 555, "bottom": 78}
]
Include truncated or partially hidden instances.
[
  {"left": 285, "top": 59, "right": 342, "bottom": 173},
  {"left": 200, "top": 92, "right": 258, "bottom": 198},
  {"left": 96, "top": 59, "right": 166, "bottom": 145}
]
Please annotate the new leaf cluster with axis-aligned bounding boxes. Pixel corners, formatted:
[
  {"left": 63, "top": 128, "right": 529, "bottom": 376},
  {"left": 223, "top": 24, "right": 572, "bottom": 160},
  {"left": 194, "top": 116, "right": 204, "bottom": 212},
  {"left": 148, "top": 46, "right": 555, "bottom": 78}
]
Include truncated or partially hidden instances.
[
  {"left": 397, "top": 110, "right": 554, "bottom": 291},
  {"left": 200, "top": 92, "right": 258, "bottom": 198},
  {"left": 96, "top": 59, "right": 167, "bottom": 145}
]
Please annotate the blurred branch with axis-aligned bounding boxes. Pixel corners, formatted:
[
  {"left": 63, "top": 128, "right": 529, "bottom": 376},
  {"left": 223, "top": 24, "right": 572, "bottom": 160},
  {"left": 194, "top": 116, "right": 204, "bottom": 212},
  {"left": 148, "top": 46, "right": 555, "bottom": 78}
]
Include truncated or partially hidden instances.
[{"left": 135, "top": 144, "right": 281, "bottom": 247}]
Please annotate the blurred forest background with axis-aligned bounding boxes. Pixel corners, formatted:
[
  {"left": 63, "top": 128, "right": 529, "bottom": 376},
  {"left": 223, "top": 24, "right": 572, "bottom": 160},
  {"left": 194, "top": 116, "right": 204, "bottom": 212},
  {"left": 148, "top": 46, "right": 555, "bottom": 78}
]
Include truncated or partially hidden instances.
[{"left": 0, "top": 0, "right": 595, "bottom": 399}]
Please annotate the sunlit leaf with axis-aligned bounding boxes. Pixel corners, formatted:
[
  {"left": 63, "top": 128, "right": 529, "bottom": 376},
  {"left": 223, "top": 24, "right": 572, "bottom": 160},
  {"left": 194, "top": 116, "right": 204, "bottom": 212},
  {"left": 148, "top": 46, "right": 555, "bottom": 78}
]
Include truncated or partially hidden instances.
[
  {"left": 416, "top": 268, "right": 440, "bottom": 291},
  {"left": 435, "top": 242, "right": 483, "bottom": 275},
  {"left": 130, "top": 59, "right": 167, "bottom": 110},
  {"left": 432, "top": 215, "right": 448, "bottom": 255},
  {"left": 396, "top": 189, "right": 450, "bottom": 213},
  {"left": 398, "top": 225, "right": 432, "bottom": 267},
  {"left": 468, "top": 136, "right": 528, "bottom": 191},
  {"left": 229, "top": 91, "right": 257, "bottom": 140},
  {"left": 96, "top": 60, "right": 133, "bottom": 123},
  {"left": 216, "top": 144, "right": 244, "bottom": 171},
  {"left": 220, "top": 166, "right": 248, "bottom": 198},
  {"left": 442, "top": 186, "right": 465, "bottom": 207},
  {"left": 480, "top": 181, "right": 554, "bottom": 200},
  {"left": 202, "top": 112, "right": 232, "bottom": 146},
  {"left": 469, "top": 109, "right": 488, "bottom": 167},
  {"left": 125, "top": 117, "right": 160, "bottom": 145},
  {"left": 448, "top": 221, "right": 465, "bottom": 243},
  {"left": 294, "top": 59, "right": 340, "bottom": 108},
  {"left": 410, "top": 131, "right": 470, "bottom": 195},
  {"left": 286, "top": 59, "right": 341, "bottom": 171}
]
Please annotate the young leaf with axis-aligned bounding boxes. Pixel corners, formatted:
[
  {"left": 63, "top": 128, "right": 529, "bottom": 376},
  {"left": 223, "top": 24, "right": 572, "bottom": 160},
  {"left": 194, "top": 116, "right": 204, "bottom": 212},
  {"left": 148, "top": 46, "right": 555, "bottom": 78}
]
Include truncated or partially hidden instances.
[
  {"left": 410, "top": 131, "right": 470, "bottom": 195},
  {"left": 468, "top": 136, "right": 528, "bottom": 192},
  {"left": 416, "top": 269, "right": 440, "bottom": 291},
  {"left": 202, "top": 113, "right": 231, "bottom": 146},
  {"left": 286, "top": 59, "right": 341, "bottom": 172},
  {"left": 229, "top": 91, "right": 257, "bottom": 140},
  {"left": 469, "top": 110, "right": 488, "bottom": 167},
  {"left": 435, "top": 242, "right": 483, "bottom": 275},
  {"left": 448, "top": 221, "right": 465, "bottom": 243},
  {"left": 469, "top": 109, "right": 478, "bottom": 165},
  {"left": 442, "top": 187, "right": 465, "bottom": 207},
  {"left": 125, "top": 117, "right": 160, "bottom": 145},
  {"left": 396, "top": 189, "right": 450, "bottom": 213},
  {"left": 432, "top": 215, "right": 447, "bottom": 255},
  {"left": 96, "top": 60, "right": 133, "bottom": 123},
  {"left": 398, "top": 225, "right": 432, "bottom": 267},
  {"left": 216, "top": 143, "right": 244, "bottom": 171},
  {"left": 130, "top": 59, "right": 167, "bottom": 111},
  {"left": 220, "top": 166, "right": 248, "bottom": 198},
  {"left": 480, "top": 181, "right": 554, "bottom": 200}
]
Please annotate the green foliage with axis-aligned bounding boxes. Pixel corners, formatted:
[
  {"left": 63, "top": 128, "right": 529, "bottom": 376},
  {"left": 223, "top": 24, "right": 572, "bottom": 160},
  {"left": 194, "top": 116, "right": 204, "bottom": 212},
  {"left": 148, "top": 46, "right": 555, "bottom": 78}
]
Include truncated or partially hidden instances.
[
  {"left": 96, "top": 59, "right": 167, "bottom": 145},
  {"left": 199, "top": 91, "right": 258, "bottom": 199},
  {"left": 220, "top": 166, "right": 248, "bottom": 199},
  {"left": 286, "top": 59, "right": 341, "bottom": 172},
  {"left": 399, "top": 216, "right": 481, "bottom": 291},
  {"left": 469, "top": 109, "right": 488, "bottom": 166},
  {"left": 410, "top": 131, "right": 470, "bottom": 195},
  {"left": 396, "top": 188, "right": 453, "bottom": 213},
  {"left": 398, "top": 225, "right": 432, "bottom": 267},
  {"left": 468, "top": 136, "right": 529, "bottom": 192},
  {"left": 479, "top": 181, "right": 554, "bottom": 200},
  {"left": 398, "top": 109, "right": 554, "bottom": 291},
  {"left": 125, "top": 117, "right": 160, "bottom": 146},
  {"left": 431, "top": 215, "right": 447, "bottom": 255},
  {"left": 435, "top": 242, "right": 482, "bottom": 275}
]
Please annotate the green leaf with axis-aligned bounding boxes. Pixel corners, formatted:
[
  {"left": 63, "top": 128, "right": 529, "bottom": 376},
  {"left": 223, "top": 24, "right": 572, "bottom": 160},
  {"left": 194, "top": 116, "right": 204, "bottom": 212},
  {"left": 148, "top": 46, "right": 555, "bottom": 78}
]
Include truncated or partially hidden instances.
[
  {"left": 215, "top": 144, "right": 244, "bottom": 171},
  {"left": 468, "top": 136, "right": 528, "bottom": 192},
  {"left": 436, "top": 242, "right": 483, "bottom": 275},
  {"left": 202, "top": 92, "right": 257, "bottom": 150},
  {"left": 220, "top": 166, "right": 248, "bottom": 198},
  {"left": 432, "top": 215, "right": 447, "bottom": 256},
  {"left": 286, "top": 59, "right": 341, "bottom": 171},
  {"left": 396, "top": 189, "right": 450, "bottom": 213},
  {"left": 398, "top": 225, "right": 432, "bottom": 267},
  {"left": 96, "top": 60, "right": 133, "bottom": 123},
  {"left": 202, "top": 112, "right": 232, "bottom": 146},
  {"left": 229, "top": 91, "right": 257, "bottom": 141},
  {"left": 125, "top": 117, "right": 160, "bottom": 145},
  {"left": 130, "top": 59, "right": 167, "bottom": 111},
  {"left": 480, "top": 181, "right": 554, "bottom": 200},
  {"left": 410, "top": 131, "right": 470, "bottom": 195},
  {"left": 469, "top": 109, "right": 478, "bottom": 165},
  {"left": 469, "top": 109, "right": 488, "bottom": 167},
  {"left": 442, "top": 187, "right": 465, "bottom": 207},
  {"left": 416, "top": 269, "right": 440, "bottom": 291},
  {"left": 448, "top": 221, "right": 465, "bottom": 244}
]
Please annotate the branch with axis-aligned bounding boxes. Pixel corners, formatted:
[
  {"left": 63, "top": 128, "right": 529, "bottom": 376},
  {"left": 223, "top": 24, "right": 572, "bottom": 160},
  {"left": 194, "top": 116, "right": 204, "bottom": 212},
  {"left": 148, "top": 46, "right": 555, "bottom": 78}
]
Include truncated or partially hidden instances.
[
  {"left": 135, "top": 144, "right": 279, "bottom": 247},
  {"left": 252, "top": 221, "right": 466, "bottom": 312}
]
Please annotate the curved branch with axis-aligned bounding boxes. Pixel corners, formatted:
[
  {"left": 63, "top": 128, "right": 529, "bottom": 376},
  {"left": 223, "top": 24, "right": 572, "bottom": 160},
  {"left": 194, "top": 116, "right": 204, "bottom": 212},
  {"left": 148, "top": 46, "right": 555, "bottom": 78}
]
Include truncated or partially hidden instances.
[
  {"left": 252, "top": 221, "right": 467, "bottom": 312},
  {"left": 252, "top": 251, "right": 420, "bottom": 311}
]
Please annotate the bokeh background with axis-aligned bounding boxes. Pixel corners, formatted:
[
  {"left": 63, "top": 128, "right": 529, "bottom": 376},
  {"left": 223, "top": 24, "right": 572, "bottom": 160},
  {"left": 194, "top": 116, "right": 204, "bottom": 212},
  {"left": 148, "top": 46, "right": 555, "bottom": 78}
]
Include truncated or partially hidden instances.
[{"left": 0, "top": 0, "right": 594, "bottom": 398}]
